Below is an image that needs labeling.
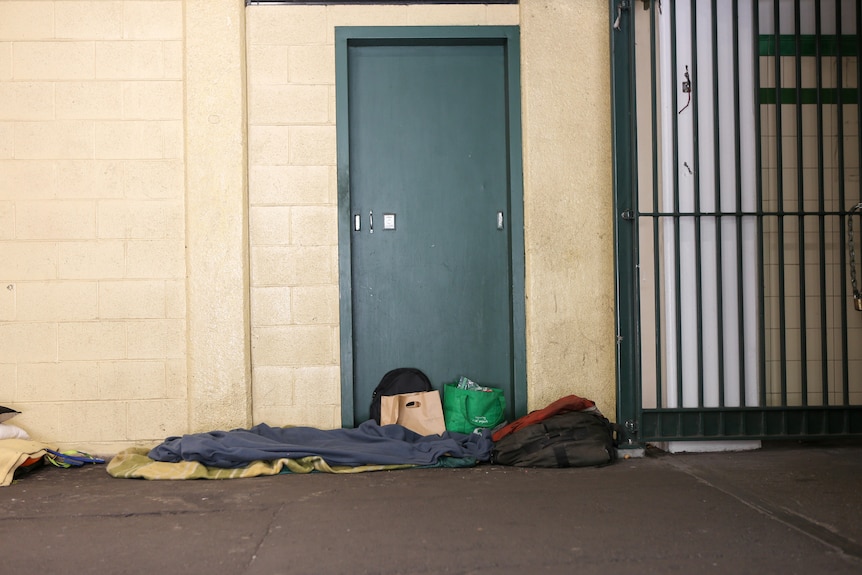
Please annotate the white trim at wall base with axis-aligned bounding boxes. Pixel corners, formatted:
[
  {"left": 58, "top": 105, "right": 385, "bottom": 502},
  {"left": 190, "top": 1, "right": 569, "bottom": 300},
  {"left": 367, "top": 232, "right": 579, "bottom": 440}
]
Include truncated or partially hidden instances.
[{"left": 653, "top": 441, "right": 762, "bottom": 454}]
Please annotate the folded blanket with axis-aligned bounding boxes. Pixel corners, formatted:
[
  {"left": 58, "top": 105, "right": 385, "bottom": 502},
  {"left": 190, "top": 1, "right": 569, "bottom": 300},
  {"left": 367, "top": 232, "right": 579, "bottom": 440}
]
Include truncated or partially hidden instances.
[
  {"left": 149, "top": 420, "right": 493, "bottom": 468},
  {"left": 1, "top": 439, "right": 55, "bottom": 487},
  {"left": 108, "top": 447, "right": 422, "bottom": 479}
]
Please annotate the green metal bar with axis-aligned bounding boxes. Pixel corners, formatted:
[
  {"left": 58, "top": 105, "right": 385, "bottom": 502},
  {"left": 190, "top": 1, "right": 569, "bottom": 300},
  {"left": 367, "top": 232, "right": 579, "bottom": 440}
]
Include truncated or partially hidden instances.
[
  {"left": 640, "top": 406, "right": 862, "bottom": 440},
  {"left": 758, "top": 34, "right": 859, "bottom": 57},
  {"left": 793, "top": 0, "right": 809, "bottom": 406},
  {"left": 758, "top": 88, "right": 860, "bottom": 105},
  {"left": 650, "top": 1, "right": 663, "bottom": 411},
  {"left": 773, "top": 0, "right": 788, "bottom": 412},
  {"left": 754, "top": 1, "right": 766, "bottom": 410},
  {"left": 670, "top": 0, "right": 684, "bottom": 415},
  {"left": 637, "top": 209, "right": 852, "bottom": 218},
  {"left": 711, "top": 0, "right": 726, "bottom": 411},
  {"left": 732, "top": 0, "right": 747, "bottom": 410},
  {"left": 813, "top": 6, "right": 841, "bottom": 412},
  {"left": 610, "top": 0, "right": 641, "bottom": 446},
  {"left": 690, "top": 1, "right": 705, "bottom": 418},
  {"left": 814, "top": 6, "right": 828, "bottom": 406},
  {"left": 835, "top": 0, "right": 848, "bottom": 411}
]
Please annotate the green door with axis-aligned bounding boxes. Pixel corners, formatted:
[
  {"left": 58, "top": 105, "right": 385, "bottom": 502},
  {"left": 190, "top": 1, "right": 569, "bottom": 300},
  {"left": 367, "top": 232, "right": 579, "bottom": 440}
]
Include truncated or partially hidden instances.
[{"left": 336, "top": 27, "right": 525, "bottom": 427}]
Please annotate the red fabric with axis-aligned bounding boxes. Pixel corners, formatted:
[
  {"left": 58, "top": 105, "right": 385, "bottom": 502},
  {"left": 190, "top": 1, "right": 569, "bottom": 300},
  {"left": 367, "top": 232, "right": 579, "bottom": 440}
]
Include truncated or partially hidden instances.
[{"left": 491, "top": 394, "right": 596, "bottom": 442}]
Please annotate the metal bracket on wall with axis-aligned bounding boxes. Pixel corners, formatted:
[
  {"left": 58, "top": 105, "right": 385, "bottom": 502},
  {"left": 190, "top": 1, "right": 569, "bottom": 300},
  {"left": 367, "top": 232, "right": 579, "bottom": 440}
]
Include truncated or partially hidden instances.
[{"left": 613, "top": 0, "right": 631, "bottom": 32}]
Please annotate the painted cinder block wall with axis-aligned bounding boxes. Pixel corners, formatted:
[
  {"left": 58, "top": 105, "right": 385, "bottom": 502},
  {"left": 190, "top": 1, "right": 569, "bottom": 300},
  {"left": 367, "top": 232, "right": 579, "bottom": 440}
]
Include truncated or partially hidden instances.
[
  {"left": 0, "top": 0, "right": 189, "bottom": 452},
  {"left": 0, "top": 0, "right": 615, "bottom": 454}
]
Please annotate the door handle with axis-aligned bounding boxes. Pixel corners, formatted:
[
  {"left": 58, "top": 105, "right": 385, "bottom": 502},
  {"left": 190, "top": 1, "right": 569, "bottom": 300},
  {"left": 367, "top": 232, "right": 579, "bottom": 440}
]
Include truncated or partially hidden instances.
[
  {"left": 497, "top": 211, "right": 504, "bottom": 230},
  {"left": 352, "top": 212, "right": 375, "bottom": 233}
]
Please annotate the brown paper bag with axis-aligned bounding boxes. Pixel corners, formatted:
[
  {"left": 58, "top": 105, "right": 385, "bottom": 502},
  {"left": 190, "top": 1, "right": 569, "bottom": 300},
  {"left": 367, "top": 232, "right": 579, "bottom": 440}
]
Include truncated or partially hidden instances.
[{"left": 380, "top": 391, "right": 446, "bottom": 436}]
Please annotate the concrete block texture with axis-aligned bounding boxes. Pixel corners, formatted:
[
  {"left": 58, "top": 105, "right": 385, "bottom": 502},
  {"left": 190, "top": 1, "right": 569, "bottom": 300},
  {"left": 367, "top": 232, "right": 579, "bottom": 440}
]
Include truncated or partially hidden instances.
[
  {"left": 249, "top": 165, "right": 332, "bottom": 204},
  {"left": 0, "top": 0, "right": 618, "bottom": 453},
  {"left": 0, "top": 3, "right": 54, "bottom": 41},
  {"left": 0, "top": 121, "right": 11, "bottom": 155},
  {"left": 55, "top": 1, "right": 124, "bottom": 40},
  {"left": 0, "top": 1, "right": 190, "bottom": 453},
  {"left": 0, "top": 202, "right": 12, "bottom": 240},
  {"left": 0, "top": 82, "right": 54, "bottom": 120}
]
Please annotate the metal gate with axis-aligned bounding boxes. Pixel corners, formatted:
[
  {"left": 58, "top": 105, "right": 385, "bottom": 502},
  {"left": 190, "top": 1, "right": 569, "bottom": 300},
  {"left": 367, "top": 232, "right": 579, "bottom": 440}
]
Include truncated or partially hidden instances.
[{"left": 611, "top": 0, "right": 862, "bottom": 445}]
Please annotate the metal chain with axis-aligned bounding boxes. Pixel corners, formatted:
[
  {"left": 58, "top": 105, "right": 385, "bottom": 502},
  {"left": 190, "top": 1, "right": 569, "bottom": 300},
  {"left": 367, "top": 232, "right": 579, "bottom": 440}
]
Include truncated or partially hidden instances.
[{"left": 850, "top": 203, "right": 862, "bottom": 299}]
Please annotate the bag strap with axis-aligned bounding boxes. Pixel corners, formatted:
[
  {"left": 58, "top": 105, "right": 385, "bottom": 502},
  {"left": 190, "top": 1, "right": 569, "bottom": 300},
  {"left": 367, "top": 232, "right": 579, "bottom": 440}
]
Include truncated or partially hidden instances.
[
  {"left": 456, "top": 392, "right": 505, "bottom": 426},
  {"left": 553, "top": 445, "right": 571, "bottom": 468},
  {"left": 518, "top": 426, "right": 592, "bottom": 455}
]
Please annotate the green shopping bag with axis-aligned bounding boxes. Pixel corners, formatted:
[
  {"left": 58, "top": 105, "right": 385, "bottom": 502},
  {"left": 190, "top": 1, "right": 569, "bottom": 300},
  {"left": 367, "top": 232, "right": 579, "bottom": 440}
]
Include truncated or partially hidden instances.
[{"left": 442, "top": 382, "right": 506, "bottom": 434}]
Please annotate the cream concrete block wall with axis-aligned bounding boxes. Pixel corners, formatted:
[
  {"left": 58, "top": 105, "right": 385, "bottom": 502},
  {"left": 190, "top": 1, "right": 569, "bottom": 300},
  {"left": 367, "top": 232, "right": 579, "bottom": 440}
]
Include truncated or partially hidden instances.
[
  {"left": 246, "top": 3, "right": 521, "bottom": 429},
  {"left": 520, "top": 0, "right": 616, "bottom": 414},
  {"left": 0, "top": 1, "right": 187, "bottom": 453},
  {"left": 2, "top": 0, "right": 617, "bottom": 451}
]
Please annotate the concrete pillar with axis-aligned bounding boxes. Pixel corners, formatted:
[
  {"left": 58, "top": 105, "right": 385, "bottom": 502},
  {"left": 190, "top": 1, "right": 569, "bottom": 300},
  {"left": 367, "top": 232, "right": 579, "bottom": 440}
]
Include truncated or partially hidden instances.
[{"left": 185, "top": 0, "right": 252, "bottom": 432}]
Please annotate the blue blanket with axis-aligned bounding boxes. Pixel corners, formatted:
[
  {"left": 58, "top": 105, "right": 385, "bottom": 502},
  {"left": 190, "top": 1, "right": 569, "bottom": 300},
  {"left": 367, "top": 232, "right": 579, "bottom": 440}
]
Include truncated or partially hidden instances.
[{"left": 149, "top": 420, "right": 493, "bottom": 468}]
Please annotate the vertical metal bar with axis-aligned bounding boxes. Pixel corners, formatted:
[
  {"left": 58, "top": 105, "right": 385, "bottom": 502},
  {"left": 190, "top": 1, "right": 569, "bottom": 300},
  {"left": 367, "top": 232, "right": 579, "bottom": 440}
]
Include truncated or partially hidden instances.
[
  {"left": 794, "top": 0, "right": 809, "bottom": 405},
  {"left": 773, "top": 0, "right": 789, "bottom": 410},
  {"left": 834, "top": 0, "right": 848, "bottom": 409},
  {"left": 814, "top": 2, "right": 828, "bottom": 405},
  {"left": 732, "top": 0, "right": 748, "bottom": 410},
  {"left": 754, "top": 0, "right": 767, "bottom": 410},
  {"left": 690, "top": 0, "right": 705, "bottom": 417},
  {"left": 815, "top": 0, "right": 830, "bottom": 417},
  {"left": 650, "top": 0, "right": 664, "bottom": 410},
  {"left": 711, "top": 0, "right": 726, "bottom": 410},
  {"left": 670, "top": 0, "right": 685, "bottom": 410}
]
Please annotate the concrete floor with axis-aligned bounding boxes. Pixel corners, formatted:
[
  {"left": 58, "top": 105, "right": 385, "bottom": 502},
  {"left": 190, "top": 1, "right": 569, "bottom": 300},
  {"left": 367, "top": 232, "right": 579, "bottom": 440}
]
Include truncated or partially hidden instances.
[{"left": 1, "top": 440, "right": 861, "bottom": 575}]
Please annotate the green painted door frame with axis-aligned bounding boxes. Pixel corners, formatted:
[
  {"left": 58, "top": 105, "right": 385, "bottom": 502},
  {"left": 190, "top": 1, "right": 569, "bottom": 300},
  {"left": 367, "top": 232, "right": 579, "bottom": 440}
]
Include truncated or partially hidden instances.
[{"left": 335, "top": 26, "right": 526, "bottom": 428}]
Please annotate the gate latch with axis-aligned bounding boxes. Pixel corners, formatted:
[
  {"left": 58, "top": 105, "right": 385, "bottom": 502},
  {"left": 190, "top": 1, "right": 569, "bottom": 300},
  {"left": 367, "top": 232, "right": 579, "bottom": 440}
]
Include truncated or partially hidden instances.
[{"left": 623, "top": 419, "right": 639, "bottom": 445}]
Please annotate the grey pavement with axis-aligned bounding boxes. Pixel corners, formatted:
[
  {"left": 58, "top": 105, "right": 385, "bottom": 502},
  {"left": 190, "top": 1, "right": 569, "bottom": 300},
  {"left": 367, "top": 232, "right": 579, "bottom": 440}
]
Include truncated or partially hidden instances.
[{"left": 1, "top": 439, "right": 861, "bottom": 575}]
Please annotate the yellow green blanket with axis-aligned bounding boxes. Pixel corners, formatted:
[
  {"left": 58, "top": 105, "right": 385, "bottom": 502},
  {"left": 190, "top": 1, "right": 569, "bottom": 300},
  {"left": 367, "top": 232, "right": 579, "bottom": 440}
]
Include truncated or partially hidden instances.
[{"left": 107, "top": 446, "right": 421, "bottom": 480}]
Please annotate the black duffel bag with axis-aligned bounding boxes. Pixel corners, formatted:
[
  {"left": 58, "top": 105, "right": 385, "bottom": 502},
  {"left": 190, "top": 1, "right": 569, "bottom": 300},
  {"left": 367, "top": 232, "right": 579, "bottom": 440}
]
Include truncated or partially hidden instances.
[{"left": 491, "top": 410, "right": 617, "bottom": 468}]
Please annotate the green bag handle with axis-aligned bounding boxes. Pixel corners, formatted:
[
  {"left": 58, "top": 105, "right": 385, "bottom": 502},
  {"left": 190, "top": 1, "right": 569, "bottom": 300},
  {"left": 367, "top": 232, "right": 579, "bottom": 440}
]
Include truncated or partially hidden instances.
[{"left": 455, "top": 390, "right": 505, "bottom": 428}]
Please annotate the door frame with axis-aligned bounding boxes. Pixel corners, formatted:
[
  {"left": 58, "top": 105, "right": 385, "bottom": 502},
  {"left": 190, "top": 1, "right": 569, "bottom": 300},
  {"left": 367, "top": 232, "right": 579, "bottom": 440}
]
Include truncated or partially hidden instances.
[{"left": 335, "top": 25, "right": 526, "bottom": 428}]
